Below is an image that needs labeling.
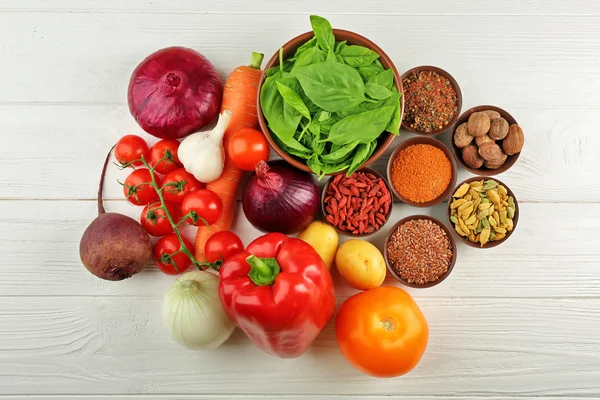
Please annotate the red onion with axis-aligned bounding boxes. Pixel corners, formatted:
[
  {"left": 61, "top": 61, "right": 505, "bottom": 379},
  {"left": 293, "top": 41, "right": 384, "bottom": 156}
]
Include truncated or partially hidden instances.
[
  {"left": 128, "top": 47, "right": 223, "bottom": 140},
  {"left": 243, "top": 161, "right": 320, "bottom": 234}
]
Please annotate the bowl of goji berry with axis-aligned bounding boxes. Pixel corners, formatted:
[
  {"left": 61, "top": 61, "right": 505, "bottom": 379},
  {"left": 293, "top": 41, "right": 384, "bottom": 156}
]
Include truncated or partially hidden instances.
[{"left": 321, "top": 168, "right": 393, "bottom": 237}]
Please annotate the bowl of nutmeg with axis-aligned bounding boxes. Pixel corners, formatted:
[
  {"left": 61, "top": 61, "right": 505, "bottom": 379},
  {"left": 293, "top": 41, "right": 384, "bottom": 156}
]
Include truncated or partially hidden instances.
[{"left": 451, "top": 105, "right": 524, "bottom": 176}]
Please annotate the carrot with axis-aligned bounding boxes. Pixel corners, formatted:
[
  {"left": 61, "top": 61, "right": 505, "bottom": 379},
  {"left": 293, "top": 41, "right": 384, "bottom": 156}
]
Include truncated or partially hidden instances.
[{"left": 194, "top": 52, "right": 265, "bottom": 261}]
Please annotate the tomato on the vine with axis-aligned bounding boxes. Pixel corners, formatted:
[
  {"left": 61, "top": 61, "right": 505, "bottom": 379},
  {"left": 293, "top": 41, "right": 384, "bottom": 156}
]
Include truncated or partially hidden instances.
[
  {"left": 152, "top": 233, "right": 193, "bottom": 275},
  {"left": 181, "top": 190, "right": 223, "bottom": 226},
  {"left": 228, "top": 128, "right": 270, "bottom": 171},
  {"left": 204, "top": 231, "right": 244, "bottom": 263},
  {"left": 123, "top": 169, "right": 160, "bottom": 206},
  {"left": 140, "top": 201, "right": 181, "bottom": 237},
  {"left": 149, "top": 139, "right": 181, "bottom": 174},
  {"left": 336, "top": 286, "right": 429, "bottom": 378},
  {"left": 115, "top": 135, "right": 149, "bottom": 167},
  {"left": 162, "top": 168, "right": 204, "bottom": 205}
]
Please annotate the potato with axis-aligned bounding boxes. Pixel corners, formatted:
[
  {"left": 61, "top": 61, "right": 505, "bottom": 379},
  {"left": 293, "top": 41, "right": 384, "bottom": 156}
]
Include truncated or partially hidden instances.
[
  {"left": 335, "top": 240, "right": 386, "bottom": 290},
  {"left": 298, "top": 221, "right": 339, "bottom": 270}
]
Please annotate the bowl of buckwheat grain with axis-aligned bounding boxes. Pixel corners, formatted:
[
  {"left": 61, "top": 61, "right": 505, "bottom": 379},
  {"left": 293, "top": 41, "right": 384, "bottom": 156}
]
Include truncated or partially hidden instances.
[{"left": 384, "top": 215, "right": 457, "bottom": 288}]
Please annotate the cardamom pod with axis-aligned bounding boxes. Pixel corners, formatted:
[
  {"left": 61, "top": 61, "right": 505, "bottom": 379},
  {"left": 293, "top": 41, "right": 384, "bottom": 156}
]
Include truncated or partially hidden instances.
[
  {"left": 507, "top": 206, "right": 515, "bottom": 219},
  {"left": 493, "top": 233, "right": 506, "bottom": 241},
  {"left": 499, "top": 209, "right": 507, "bottom": 225},
  {"left": 508, "top": 196, "right": 515, "bottom": 208},
  {"left": 469, "top": 188, "right": 480, "bottom": 200},
  {"left": 490, "top": 231, "right": 496, "bottom": 241},
  {"left": 477, "top": 209, "right": 489, "bottom": 220},
  {"left": 450, "top": 215, "right": 458, "bottom": 224},
  {"left": 494, "top": 226, "right": 507, "bottom": 234},
  {"left": 492, "top": 211, "right": 500, "bottom": 224},
  {"left": 480, "top": 227, "right": 491, "bottom": 246},
  {"left": 481, "top": 198, "right": 490, "bottom": 204},
  {"left": 460, "top": 206, "right": 474, "bottom": 216},
  {"left": 472, "top": 197, "right": 481, "bottom": 211},
  {"left": 464, "top": 215, "right": 477, "bottom": 226},
  {"left": 459, "top": 219, "right": 469, "bottom": 235},
  {"left": 458, "top": 200, "right": 474, "bottom": 212},
  {"left": 476, "top": 220, "right": 484, "bottom": 233},
  {"left": 488, "top": 215, "right": 497, "bottom": 228},
  {"left": 482, "top": 180, "right": 498, "bottom": 191},
  {"left": 463, "top": 194, "right": 472, "bottom": 202},
  {"left": 468, "top": 232, "right": 476, "bottom": 242},
  {"left": 478, "top": 203, "right": 492, "bottom": 211},
  {"left": 482, "top": 218, "right": 490, "bottom": 229},
  {"left": 506, "top": 218, "right": 514, "bottom": 231},
  {"left": 453, "top": 183, "right": 470, "bottom": 198},
  {"left": 450, "top": 199, "right": 467, "bottom": 209},
  {"left": 488, "top": 204, "right": 495, "bottom": 216},
  {"left": 486, "top": 189, "right": 501, "bottom": 205},
  {"left": 498, "top": 185, "right": 508, "bottom": 196},
  {"left": 469, "top": 180, "right": 484, "bottom": 188},
  {"left": 455, "top": 224, "right": 467, "bottom": 236}
]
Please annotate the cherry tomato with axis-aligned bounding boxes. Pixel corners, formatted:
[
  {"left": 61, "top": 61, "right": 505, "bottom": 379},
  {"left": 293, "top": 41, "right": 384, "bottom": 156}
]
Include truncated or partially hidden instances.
[
  {"left": 181, "top": 190, "right": 223, "bottom": 226},
  {"left": 228, "top": 128, "right": 270, "bottom": 171},
  {"left": 336, "top": 286, "right": 429, "bottom": 378},
  {"left": 204, "top": 231, "right": 244, "bottom": 263},
  {"left": 149, "top": 139, "right": 181, "bottom": 174},
  {"left": 123, "top": 169, "right": 160, "bottom": 206},
  {"left": 152, "top": 233, "right": 193, "bottom": 275},
  {"left": 115, "top": 135, "right": 149, "bottom": 167},
  {"left": 140, "top": 201, "right": 181, "bottom": 237},
  {"left": 162, "top": 168, "right": 204, "bottom": 205}
]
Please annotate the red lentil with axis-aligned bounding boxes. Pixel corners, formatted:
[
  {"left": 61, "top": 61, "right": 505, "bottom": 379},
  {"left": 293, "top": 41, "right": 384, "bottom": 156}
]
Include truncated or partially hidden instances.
[{"left": 402, "top": 70, "right": 458, "bottom": 133}]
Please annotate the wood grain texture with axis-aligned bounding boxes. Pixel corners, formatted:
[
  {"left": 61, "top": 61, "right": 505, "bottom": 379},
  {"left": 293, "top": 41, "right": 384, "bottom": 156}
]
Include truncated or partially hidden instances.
[
  {"left": 1, "top": 296, "right": 599, "bottom": 396},
  {"left": 1, "top": 104, "right": 598, "bottom": 202},
  {"left": 0, "top": 200, "right": 598, "bottom": 298}
]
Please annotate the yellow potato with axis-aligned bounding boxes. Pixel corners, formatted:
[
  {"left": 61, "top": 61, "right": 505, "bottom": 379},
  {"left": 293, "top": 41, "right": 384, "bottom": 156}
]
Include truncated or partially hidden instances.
[
  {"left": 335, "top": 240, "right": 386, "bottom": 290},
  {"left": 298, "top": 221, "right": 339, "bottom": 270}
]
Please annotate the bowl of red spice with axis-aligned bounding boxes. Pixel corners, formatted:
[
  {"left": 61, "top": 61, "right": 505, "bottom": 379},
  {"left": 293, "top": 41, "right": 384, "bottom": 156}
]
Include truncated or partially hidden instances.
[
  {"left": 384, "top": 215, "right": 457, "bottom": 288},
  {"left": 387, "top": 137, "right": 457, "bottom": 207},
  {"left": 322, "top": 168, "right": 393, "bottom": 237},
  {"left": 400, "top": 66, "right": 462, "bottom": 136}
]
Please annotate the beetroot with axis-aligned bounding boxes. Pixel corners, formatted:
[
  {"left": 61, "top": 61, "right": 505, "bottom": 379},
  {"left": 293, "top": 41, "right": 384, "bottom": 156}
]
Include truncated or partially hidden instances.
[{"left": 127, "top": 47, "right": 223, "bottom": 139}]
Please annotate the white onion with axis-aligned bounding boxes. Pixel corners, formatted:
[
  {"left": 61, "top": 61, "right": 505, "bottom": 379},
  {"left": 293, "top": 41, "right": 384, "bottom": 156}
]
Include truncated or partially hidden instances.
[{"left": 162, "top": 271, "right": 234, "bottom": 350}]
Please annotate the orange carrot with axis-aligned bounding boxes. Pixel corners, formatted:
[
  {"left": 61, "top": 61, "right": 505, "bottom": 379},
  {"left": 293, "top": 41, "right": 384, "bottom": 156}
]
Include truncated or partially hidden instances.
[{"left": 194, "top": 52, "right": 264, "bottom": 261}]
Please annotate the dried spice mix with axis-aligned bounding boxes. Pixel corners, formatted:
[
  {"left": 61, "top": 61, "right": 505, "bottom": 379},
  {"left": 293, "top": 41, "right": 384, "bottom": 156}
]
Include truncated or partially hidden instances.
[
  {"left": 402, "top": 70, "right": 458, "bottom": 133},
  {"left": 387, "top": 219, "right": 453, "bottom": 285},
  {"left": 390, "top": 144, "right": 452, "bottom": 203}
]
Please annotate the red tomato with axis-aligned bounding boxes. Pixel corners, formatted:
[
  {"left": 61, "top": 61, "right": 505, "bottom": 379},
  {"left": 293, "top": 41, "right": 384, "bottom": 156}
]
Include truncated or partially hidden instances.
[
  {"left": 228, "top": 128, "right": 270, "bottom": 171},
  {"left": 123, "top": 169, "right": 160, "bottom": 206},
  {"left": 162, "top": 168, "right": 204, "bottom": 205},
  {"left": 152, "top": 233, "right": 193, "bottom": 275},
  {"left": 181, "top": 190, "right": 223, "bottom": 226},
  {"left": 336, "top": 286, "right": 429, "bottom": 378},
  {"left": 140, "top": 201, "right": 181, "bottom": 237},
  {"left": 204, "top": 231, "right": 244, "bottom": 263},
  {"left": 149, "top": 139, "right": 181, "bottom": 174},
  {"left": 115, "top": 135, "right": 150, "bottom": 167}
]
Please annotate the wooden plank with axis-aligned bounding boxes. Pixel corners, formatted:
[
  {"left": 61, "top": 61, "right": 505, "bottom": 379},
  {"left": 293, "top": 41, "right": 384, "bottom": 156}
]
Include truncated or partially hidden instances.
[
  {"left": 1, "top": 104, "right": 598, "bottom": 202},
  {"left": 0, "top": 13, "right": 599, "bottom": 106},
  {"left": 0, "top": 296, "right": 598, "bottom": 396},
  {"left": 2, "top": 397, "right": 597, "bottom": 400},
  {"left": 2, "top": 0, "right": 600, "bottom": 15},
  {"left": 0, "top": 200, "right": 598, "bottom": 298}
]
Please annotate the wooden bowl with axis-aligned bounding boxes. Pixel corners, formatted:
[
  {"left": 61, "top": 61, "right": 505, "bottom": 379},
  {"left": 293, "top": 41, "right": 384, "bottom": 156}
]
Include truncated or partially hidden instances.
[
  {"left": 321, "top": 168, "right": 392, "bottom": 237},
  {"left": 446, "top": 176, "right": 520, "bottom": 249},
  {"left": 257, "top": 29, "right": 404, "bottom": 175},
  {"left": 386, "top": 136, "right": 458, "bottom": 207},
  {"left": 451, "top": 105, "right": 521, "bottom": 176},
  {"left": 383, "top": 215, "right": 457, "bottom": 288},
  {"left": 400, "top": 65, "right": 462, "bottom": 136}
]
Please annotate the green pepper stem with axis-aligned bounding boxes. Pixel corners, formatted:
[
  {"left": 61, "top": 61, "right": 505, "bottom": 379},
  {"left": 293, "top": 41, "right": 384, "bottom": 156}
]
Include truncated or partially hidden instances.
[
  {"left": 246, "top": 255, "right": 280, "bottom": 286},
  {"left": 249, "top": 52, "right": 264, "bottom": 69}
]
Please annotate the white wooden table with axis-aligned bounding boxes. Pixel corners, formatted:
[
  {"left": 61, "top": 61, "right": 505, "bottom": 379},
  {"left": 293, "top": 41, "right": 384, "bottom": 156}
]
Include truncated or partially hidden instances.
[{"left": 2, "top": 1, "right": 600, "bottom": 399}]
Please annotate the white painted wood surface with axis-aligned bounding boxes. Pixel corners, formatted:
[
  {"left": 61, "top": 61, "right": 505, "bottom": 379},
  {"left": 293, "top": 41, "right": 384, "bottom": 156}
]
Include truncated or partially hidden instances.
[{"left": 1, "top": 1, "right": 599, "bottom": 398}]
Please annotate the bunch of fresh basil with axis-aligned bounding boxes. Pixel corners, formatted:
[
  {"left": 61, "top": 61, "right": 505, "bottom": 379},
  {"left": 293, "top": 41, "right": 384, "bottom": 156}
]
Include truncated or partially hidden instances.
[{"left": 260, "top": 15, "right": 401, "bottom": 177}]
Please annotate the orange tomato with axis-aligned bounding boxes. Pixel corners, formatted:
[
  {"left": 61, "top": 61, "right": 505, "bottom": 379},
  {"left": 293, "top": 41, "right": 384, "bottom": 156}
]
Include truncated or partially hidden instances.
[{"left": 335, "top": 286, "right": 429, "bottom": 377}]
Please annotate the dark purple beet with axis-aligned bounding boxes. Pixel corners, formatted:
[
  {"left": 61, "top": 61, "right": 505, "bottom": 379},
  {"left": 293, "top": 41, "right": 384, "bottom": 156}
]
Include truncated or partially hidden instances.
[{"left": 79, "top": 147, "right": 152, "bottom": 281}]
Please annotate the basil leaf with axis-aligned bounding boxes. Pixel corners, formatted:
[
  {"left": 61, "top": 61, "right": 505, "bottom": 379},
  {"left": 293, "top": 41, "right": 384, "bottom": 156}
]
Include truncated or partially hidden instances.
[
  {"left": 310, "top": 15, "right": 335, "bottom": 52},
  {"left": 326, "top": 48, "right": 337, "bottom": 62},
  {"left": 320, "top": 158, "right": 353, "bottom": 176},
  {"left": 327, "top": 106, "right": 395, "bottom": 145},
  {"left": 385, "top": 95, "right": 401, "bottom": 135},
  {"left": 321, "top": 140, "right": 359, "bottom": 163},
  {"left": 357, "top": 64, "right": 385, "bottom": 81},
  {"left": 365, "top": 82, "right": 394, "bottom": 100},
  {"left": 338, "top": 45, "right": 380, "bottom": 67},
  {"left": 293, "top": 45, "right": 327, "bottom": 69},
  {"left": 278, "top": 76, "right": 319, "bottom": 114},
  {"left": 260, "top": 77, "right": 300, "bottom": 142},
  {"left": 294, "top": 36, "right": 317, "bottom": 58},
  {"left": 373, "top": 59, "right": 384, "bottom": 69},
  {"left": 294, "top": 62, "right": 366, "bottom": 112},
  {"left": 335, "top": 40, "right": 347, "bottom": 53},
  {"left": 266, "top": 60, "right": 294, "bottom": 77},
  {"left": 307, "top": 156, "right": 322, "bottom": 176},
  {"left": 346, "top": 143, "right": 372, "bottom": 176},
  {"left": 276, "top": 81, "right": 311, "bottom": 119},
  {"left": 274, "top": 135, "right": 312, "bottom": 159},
  {"left": 368, "top": 68, "right": 394, "bottom": 90}
]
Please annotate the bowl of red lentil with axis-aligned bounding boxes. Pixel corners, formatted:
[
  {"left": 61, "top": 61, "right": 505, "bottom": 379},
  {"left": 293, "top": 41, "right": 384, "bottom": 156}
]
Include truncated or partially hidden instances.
[
  {"left": 400, "top": 66, "right": 462, "bottom": 136},
  {"left": 384, "top": 215, "right": 457, "bottom": 288},
  {"left": 321, "top": 168, "right": 393, "bottom": 237},
  {"left": 386, "top": 136, "right": 458, "bottom": 207}
]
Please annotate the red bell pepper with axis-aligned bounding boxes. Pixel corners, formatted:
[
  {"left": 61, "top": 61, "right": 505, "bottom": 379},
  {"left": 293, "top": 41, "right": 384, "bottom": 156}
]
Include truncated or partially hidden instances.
[{"left": 218, "top": 232, "right": 335, "bottom": 358}]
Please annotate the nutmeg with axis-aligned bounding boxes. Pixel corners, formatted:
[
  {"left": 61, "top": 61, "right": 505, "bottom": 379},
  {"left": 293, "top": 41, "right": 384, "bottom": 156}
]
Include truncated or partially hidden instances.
[
  {"left": 481, "top": 109, "right": 501, "bottom": 120},
  {"left": 489, "top": 117, "right": 509, "bottom": 140},
  {"left": 503, "top": 124, "right": 524, "bottom": 155},
  {"left": 467, "top": 112, "right": 491, "bottom": 137},
  {"left": 462, "top": 145, "right": 484, "bottom": 169},
  {"left": 484, "top": 153, "right": 508, "bottom": 169},
  {"left": 478, "top": 142, "right": 504, "bottom": 162},
  {"left": 454, "top": 123, "right": 473, "bottom": 148},
  {"left": 475, "top": 134, "right": 493, "bottom": 147}
]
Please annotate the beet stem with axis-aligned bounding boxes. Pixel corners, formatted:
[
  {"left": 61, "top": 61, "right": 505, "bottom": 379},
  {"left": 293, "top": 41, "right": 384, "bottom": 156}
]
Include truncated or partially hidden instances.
[{"left": 97, "top": 146, "right": 115, "bottom": 215}]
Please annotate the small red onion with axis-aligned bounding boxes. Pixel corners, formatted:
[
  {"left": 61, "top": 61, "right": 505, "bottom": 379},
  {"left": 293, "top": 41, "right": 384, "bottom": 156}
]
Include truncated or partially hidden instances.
[
  {"left": 242, "top": 161, "right": 320, "bottom": 234},
  {"left": 127, "top": 46, "right": 222, "bottom": 140}
]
